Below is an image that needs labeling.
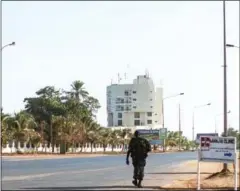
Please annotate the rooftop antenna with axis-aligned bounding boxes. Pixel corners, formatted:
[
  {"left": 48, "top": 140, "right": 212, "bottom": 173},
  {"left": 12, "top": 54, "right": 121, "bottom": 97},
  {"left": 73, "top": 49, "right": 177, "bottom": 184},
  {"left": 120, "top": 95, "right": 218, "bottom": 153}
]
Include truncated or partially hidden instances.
[
  {"left": 117, "top": 73, "right": 122, "bottom": 84},
  {"left": 145, "top": 69, "right": 149, "bottom": 78}
]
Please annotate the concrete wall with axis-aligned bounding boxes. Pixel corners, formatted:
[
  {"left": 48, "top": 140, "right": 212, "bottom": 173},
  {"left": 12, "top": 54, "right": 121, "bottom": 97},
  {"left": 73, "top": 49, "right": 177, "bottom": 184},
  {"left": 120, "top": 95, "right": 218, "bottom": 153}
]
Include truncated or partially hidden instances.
[{"left": 1, "top": 142, "right": 124, "bottom": 154}]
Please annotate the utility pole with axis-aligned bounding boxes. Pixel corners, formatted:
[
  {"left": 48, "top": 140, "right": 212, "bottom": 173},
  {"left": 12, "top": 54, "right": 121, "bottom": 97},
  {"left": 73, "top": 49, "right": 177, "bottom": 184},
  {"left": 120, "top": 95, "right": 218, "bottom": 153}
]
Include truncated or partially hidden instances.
[
  {"left": 192, "top": 111, "right": 195, "bottom": 142},
  {"left": 192, "top": 111, "right": 195, "bottom": 151},
  {"left": 49, "top": 112, "right": 53, "bottom": 153},
  {"left": 222, "top": 0, "right": 228, "bottom": 172},
  {"left": 178, "top": 103, "right": 181, "bottom": 151},
  {"left": 162, "top": 99, "right": 165, "bottom": 152},
  {"left": 192, "top": 103, "right": 211, "bottom": 150},
  {"left": 162, "top": 92, "right": 184, "bottom": 152}
]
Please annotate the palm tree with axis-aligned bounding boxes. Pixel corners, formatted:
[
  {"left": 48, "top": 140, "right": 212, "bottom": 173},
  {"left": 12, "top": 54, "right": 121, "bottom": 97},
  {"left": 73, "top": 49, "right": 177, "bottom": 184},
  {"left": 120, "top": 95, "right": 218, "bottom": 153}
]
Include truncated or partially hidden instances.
[
  {"left": 86, "top": 122, "right": 101, "bottom": 153},
  {"left": 52, "top": 115, "right": 66, "bottom": 145},
  {"left": 98, "top": 128, "right": 111, "bottom": 152},
  {"left": 108, "top": 130, "right": 121, "bottom": 152},
  {"left": 1, "top": 113, "right": 14, "bottom": 146},
  {"left": 66, "top": 81, "right": 89, "bottom": 102},
  {"left": 165, "top": 131, "right": 184, "bottom": 150},
  {"left": 117, "top": 128, "right": 132, "bottom": 152},
  {"left": 12, "top": 111, "right": 38, "bottom": 149},
  {"left": 180, "top": 136, "right": 190, "bottom": 150}
]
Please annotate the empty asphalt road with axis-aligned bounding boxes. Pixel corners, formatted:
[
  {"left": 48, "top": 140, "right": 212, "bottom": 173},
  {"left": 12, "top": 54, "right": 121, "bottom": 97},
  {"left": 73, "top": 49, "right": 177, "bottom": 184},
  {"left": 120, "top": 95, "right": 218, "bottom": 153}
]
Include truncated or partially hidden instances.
[{"left": 2, "top": 152, "right": 197, "bottom": 190}]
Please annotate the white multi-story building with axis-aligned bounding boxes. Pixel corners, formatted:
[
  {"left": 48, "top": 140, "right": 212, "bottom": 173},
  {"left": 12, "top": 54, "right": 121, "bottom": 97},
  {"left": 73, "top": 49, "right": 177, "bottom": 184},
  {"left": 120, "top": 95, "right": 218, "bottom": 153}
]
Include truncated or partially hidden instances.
[{"left": 106, "top": 74, "right": 163, "bottom": 128}]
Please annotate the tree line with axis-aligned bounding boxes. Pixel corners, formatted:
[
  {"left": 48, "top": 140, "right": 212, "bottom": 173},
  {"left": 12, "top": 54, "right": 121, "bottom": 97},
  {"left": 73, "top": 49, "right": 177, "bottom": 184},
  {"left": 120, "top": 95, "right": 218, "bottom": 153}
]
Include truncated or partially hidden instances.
[
  {"left": 1, "top": 80, "right": 127, "bottom": 153},
  {"left": 1, "top": 80, "right": 239, "bottom": 153}
]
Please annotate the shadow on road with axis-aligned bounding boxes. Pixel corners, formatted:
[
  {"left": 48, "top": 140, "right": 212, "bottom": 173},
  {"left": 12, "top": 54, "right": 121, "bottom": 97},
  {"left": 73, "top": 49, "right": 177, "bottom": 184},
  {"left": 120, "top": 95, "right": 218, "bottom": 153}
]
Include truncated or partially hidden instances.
[
  {"left": 146, "top": 172, "right": 212, "bottom": 175},
  {"left": 24, "top": 186, "right": 196, "bottom": 190}
]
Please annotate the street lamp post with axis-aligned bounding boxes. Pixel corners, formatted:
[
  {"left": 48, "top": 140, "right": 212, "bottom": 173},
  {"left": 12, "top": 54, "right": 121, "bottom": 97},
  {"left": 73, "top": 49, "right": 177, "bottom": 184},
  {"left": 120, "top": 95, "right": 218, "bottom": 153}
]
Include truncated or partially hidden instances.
[
  {"left": 192, "top": 103, "right": 211, "bottom": 147},
  {"left": 215, "top": 110, "right": 231, "bottom": 134},
  {"left": 1, "top": 42, "right": 15, "bottom": 51},
  {"left": 178, "top": 103, "right": 181, "bottom": 151},
  {"left": 162, "top": 92, "right": 184, "bottom": 152},
  {"left": 226, "top": 44, "right": 240, "bottom": 48},
  {"left": 222, "top": 0, "right": 228, "bottom": 172}
]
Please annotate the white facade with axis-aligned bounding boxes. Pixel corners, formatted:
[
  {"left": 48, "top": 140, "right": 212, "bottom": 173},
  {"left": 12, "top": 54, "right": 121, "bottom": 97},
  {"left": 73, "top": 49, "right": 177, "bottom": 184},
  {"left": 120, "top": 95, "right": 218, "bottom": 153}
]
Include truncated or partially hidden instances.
[{"left": 106, "top": 75, "right": 163, "bottom": 128}]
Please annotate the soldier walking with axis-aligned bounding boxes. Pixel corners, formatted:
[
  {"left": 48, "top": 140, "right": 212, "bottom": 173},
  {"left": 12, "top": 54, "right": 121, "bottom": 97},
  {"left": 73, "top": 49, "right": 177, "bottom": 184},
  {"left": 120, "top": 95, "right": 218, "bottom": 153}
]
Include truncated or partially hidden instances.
[{"left": 126, "top": 130, "right": 151, "bottom": 188}]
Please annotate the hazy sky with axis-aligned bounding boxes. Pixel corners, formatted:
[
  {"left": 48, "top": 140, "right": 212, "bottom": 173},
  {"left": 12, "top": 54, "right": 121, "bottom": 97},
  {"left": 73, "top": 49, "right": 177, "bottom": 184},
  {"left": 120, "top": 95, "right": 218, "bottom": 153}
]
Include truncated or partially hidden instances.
[{"left": 2, "top": 1, "right": 239, "bottom": 139}]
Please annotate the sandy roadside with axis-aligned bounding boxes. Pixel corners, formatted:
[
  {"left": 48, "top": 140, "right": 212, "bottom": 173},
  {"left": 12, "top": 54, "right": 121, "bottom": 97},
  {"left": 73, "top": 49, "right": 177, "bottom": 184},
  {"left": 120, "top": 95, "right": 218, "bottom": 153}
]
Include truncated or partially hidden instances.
[{"left": 162, "top": 159, "right": 240, "bottom": 190}]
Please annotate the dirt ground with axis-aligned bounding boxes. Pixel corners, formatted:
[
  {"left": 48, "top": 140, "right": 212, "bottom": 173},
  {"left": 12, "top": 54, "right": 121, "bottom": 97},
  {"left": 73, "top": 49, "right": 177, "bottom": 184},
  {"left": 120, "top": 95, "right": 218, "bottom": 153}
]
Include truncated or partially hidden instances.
[{"left": 162, "top": 159, "right": 240, "bottom": 190}]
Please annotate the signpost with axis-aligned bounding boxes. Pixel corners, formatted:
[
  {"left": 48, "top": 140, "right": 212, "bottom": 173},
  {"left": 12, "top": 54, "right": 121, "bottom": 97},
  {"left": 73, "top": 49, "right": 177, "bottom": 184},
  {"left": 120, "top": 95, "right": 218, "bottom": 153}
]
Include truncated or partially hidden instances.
[
  {"left": 159, "top": 128, "right": 167, "bottom": 140},
  {"left": 195, "top": 133, "right": 219, "bottom": 144},
  {"left": 138, "top": 129, "right": 163, "bottom": 145},
  {"left": 197, "top": 136, "right": 238, "bottom": 190}
]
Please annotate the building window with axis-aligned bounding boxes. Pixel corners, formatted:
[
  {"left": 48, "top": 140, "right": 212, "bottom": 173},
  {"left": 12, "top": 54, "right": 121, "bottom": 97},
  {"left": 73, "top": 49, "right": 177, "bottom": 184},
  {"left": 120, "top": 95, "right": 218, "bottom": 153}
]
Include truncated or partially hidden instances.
[
  {"left": 150, "top": 91, "right": 153, "bottom": 93},
  {"left": 133, "top": 106, "right": 137, "bottom": 109},
  {"left": 118, "top": 120, "right": 122, "bottom": 126},
  {"left": 116, "top": 106, "right": 124, "bottom": 111},
  {"left": 150, "top": 106, "right": 153, "bottom": 108},
  {"left": 126, "top": 106, "right": 131, "bottom": 111},
  {"left": 149, "top": 98, "right": 152, "bottom": 101},
  {"left": 124, "top": 90, "right": 129, "bottom": 96},
  {"left": 125, "top": 98, "right": 131, "bottom": 103},
  {"left": 133, "top": 91, "right": 137, "bottom": 94},
  {"left": 147, "top": 112, "right": 152, "bottom": 117},
  {"left": 147, "top": 120, "right": 152, "bottom": 124},
  {"left": 134, "top": 120, "right": 140, "bottom": 126},
  {"left": 116, "top": 98, "right": 121, "bottom": 104},
  {"left": 155, "top": 121, "right": 158, "bottom": 123},
  {"left": 133, "top": 98, "right": 137, "bottom": 101},
  {"left": 134, "top": 112, "right": 140, "bottom": 118},
  {"left": 118, "top": 113, "right": 122, "bottom": 118}
]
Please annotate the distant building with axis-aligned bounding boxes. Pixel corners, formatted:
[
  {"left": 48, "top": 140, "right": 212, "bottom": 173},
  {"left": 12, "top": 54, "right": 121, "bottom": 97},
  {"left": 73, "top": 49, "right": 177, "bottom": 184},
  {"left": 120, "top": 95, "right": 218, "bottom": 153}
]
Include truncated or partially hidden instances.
[{"left": 106, "top": 74, "right": 163, "bottom": 128}]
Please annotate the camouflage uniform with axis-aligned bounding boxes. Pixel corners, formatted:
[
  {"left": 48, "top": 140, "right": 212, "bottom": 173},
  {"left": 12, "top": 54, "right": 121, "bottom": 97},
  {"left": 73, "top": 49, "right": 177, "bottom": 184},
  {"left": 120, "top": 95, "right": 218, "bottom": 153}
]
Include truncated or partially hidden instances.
[{"left": 128, "top": 137, "right": 151, "bottom": 181}]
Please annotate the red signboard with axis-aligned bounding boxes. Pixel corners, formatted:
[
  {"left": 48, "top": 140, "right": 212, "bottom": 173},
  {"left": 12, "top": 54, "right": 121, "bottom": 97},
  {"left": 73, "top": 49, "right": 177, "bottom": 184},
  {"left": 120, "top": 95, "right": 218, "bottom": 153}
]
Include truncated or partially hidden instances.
[{"left": 200, "top": 137, "right": 211, "bottom": 150}]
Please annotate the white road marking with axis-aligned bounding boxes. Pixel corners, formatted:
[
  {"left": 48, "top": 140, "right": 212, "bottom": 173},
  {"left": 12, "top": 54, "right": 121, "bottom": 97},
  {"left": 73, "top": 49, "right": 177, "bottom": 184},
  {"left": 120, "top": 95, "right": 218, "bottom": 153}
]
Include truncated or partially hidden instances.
[{"left": 2, "top": 166, "right": 127, "bottom": 181}]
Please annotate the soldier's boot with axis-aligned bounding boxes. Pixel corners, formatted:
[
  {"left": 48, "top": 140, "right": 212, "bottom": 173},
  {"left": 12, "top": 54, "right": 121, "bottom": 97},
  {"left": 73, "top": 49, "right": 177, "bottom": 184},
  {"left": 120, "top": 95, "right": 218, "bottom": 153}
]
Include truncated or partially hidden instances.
[
  {"left": 137, "top": 180, "right": 143, "bottom": 188},
  {"left": 132, "top": 179, "right": 137, "bottom": 186}
]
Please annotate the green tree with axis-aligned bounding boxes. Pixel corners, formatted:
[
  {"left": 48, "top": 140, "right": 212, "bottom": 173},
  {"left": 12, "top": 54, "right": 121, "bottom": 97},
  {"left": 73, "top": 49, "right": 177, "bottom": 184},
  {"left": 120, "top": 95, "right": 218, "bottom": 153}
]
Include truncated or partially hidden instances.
[
  {"left": 108, "top": 130, "right": 121, "bottom": 152},
  {"left": 11, "top": 111, "right": 40, "bottom": 150},
  {"left": 99, "top": 128, "right": 111, "bottom": 152},
  {"left": 1, "top": 111, "right": 14, "bottom": 146},
  {"left": 65, "top": 81, "right": 89, "bottom": 102},
  {"left": 222, "top": 127, "right": 240, "bottom": 149},
  {"left": 24, "top": 86, "right": 66, "bottom": 152}
]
